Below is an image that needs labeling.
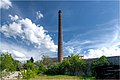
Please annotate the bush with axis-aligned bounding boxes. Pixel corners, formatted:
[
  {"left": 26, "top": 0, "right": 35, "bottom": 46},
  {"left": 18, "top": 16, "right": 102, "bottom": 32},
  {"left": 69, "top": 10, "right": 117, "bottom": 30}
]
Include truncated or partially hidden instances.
[
  {"left": 0, "top": 53, "right": 19, "bottom": 72},
  {"left": 37, "top": 63, "right": 47, "bottom": 74},
  {"left": 59, "top": 54, "right": 87, "bottom": 76},
  {"left": 45, "top": 54, "right": 87, "bottom": 76},
  {"left": 23, "top": 60, "right": 35, "bottom": 70},
  {"left": 45, "top": 63, "right": 60, "bottom": 75},
  {"left": 23, "top": 69, "right": 36, "bottom": 79},
  {"left": 91, "top": 55, "right": 111, "bottom": 76}
]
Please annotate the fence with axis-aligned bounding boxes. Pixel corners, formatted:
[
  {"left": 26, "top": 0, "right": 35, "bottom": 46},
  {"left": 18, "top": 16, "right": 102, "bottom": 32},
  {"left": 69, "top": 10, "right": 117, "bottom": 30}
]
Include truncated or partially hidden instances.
[{"left": 94, "top": 65, "right": 120, "bottom": 79}]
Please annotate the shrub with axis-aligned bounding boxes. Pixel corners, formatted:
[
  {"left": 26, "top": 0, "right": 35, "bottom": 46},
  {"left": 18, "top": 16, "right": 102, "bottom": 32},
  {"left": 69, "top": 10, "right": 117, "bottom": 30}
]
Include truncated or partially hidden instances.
[
  {"left": 23, "top": 69, "right": 36, "bottom": 79},
  {"left": 0, "top": 53, "right": 19, "bottom": 72},
  {"left": 45, "top": 62, "right": 61, "bottom": 75},
  {"left": 37, "top": 63, "right": 47, "bottom": 74},
  {"left": 23, "top": 60, "right": 35, "bottom": 70},
  {"left": 45, "top": 54, "right": 87, "bottom": 76},
  {"left": 91, "top": 55, "right": 111, "bottom": 76}
]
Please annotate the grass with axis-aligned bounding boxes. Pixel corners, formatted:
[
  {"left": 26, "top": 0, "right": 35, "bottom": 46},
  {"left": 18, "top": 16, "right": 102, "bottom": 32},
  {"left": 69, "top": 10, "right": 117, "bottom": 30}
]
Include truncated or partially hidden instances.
[{"left": 28, "top": 75, "right": 95, "bottom": 80}]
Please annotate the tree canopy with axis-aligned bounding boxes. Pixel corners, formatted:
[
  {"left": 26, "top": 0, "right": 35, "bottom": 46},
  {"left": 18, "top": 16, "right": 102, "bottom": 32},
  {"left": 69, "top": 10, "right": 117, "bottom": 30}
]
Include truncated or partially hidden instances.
[
  {"left": 45, "top": 54, "right": 86, "bottom": 76},
  {"left": 91, "top": 55, "right": 111, "bottom": 76},
  {"left": 0, "top": 53, "right": 19, "bottom": 72}
]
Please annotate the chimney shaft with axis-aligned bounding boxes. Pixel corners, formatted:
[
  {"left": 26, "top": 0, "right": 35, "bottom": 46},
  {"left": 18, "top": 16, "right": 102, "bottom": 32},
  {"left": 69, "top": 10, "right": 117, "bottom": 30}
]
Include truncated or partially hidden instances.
[{"left": 58, "top": 10, "right": 63, "bottom": 62}]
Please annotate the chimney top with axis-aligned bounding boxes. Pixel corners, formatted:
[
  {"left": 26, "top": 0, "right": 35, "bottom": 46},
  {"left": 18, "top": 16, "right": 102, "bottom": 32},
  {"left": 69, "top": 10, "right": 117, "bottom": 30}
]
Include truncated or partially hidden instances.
[{"left": 58, "top": 10, "right": 62, "bottom": 13}]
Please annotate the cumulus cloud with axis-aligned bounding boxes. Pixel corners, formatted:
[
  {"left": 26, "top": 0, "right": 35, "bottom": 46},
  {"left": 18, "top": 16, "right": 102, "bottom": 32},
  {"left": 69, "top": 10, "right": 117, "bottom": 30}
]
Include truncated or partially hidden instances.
[
  {"left": 9, "top": 15, "right": 19, "bottom": 21},
  {"left": 36, "top": 11, "right": 44, "bottom": 19},
  {"left": 84, "top": 46, "right": 120, "bottom": 59},
  {"left": 12, "top": 50, "right": 26, "bottom": 58},
  {"left": 0, "top": 14, "right": 57, "bottom": 61},
  {"left": 64, "top": 45, "right": 82, "bottom": 55},
  {"left": 0, "top": 0, "right": 12, "bottom": 9},
  {"left": 1, "top": 49, "right": 28, "bottom": 62},
  {"left": 0, "top": 15, "right": 57, "bottom": 53},
  {"left": 0, "top": 41, "right": 43, "bottom": 61}
]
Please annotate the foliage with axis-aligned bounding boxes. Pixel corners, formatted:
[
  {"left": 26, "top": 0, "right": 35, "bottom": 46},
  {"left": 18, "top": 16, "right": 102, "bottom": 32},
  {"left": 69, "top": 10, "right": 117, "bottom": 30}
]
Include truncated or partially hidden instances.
[
  {"left": 91, "top": 55, "right": 111, "bottom": 76},
  {"left": 37, "top": 63, "right": 47, "bottom": 74},
  {"left": 23, "top": 69, "right": 36, "bottom": 79},
  {"left": 70, "top": 55, "right": 85, "bottom": 75},
  {"left": 59, "top": 58, "right": 71, "bottom": 75},
  {"left": 30, "top": 57, "right": 34, "bottom": 63},
  {"left": 13, "top": 60, "right": 20, "bottom": 71},
  {"left": 22, "top": 58, "right": 39, "bottom": 79},
  {"left": 41, "top": 55, "right": 53, "bottom": 66},
  {"left": 0, "top": 53, "right": 96, "bottom": 79},
  {"left": 91, "top": 55, "right": 111, "bottom": 68},
  {"left": 23, "top": 57, "right": 50, "bottom": 78},
  {"left": 23, "top": 60, "right": 35, "bottom": 70},
  {"left": 45, "top": 62, "right": 60, "bottom": 75},
  {"left": 0, "top": 53, "right": 19, "bottom": 72},
  {"left": 45, "top": 54, "right": 87, "bottom": 76},
  {"left": 98, "top": 55, "right": 111, "bottom": 65}
]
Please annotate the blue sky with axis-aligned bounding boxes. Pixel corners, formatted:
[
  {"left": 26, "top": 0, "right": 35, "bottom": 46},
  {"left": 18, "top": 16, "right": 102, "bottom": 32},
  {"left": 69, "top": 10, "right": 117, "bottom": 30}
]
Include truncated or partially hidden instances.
[{"left": 0, "top": 0, "right": 120, "bottom": 61}]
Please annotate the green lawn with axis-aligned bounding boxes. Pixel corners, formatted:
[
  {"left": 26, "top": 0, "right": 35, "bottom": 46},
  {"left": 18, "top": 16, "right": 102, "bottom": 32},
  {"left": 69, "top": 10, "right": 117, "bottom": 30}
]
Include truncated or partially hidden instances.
[{"left": 29, "top": 75, "right": 95, "bottom": 80}]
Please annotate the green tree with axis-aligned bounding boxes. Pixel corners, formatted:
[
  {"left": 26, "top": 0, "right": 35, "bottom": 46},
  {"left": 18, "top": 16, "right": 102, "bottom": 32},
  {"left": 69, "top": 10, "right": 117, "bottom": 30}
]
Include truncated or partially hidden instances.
[
  {"left": 0, "top": 53, "right": 19, "bottom": 72},
  {"left": 59, "top": 58, "right": 71, "bottom": 75},
  {"left": 45, "top": 62, "right": 60, "bottom": 75},
  {"left": 13, "top": 60, "right": 20, "bottom": 71},
  {"left": 30, "top": 57, "right": 34, "bottom": 63},
  {"left": 91, "top": 55, "right": 111, "bottom": 76},
  {"left": 34, "top": 56, "right": 51, "bottom": 74},
  {"left": 22, "top": 59, "right": 37, "bottom": 79},
  {"left": 67, "top": 54, "right": 86, "bottom": 75},
  {"left": 98, "top": 55, "right": 111, "bottom": 66},
  {"left": 37, "top": 63, "right": 47, "bottom": 74},
  {"left": 45, "top": 54, "right": 87, "bottom": 76},
  {"left": 92, "top": 55, "right": 111, "bottom": 68},
  {"left": 23, "top": 60, "right": 35, "bottom": 70}
]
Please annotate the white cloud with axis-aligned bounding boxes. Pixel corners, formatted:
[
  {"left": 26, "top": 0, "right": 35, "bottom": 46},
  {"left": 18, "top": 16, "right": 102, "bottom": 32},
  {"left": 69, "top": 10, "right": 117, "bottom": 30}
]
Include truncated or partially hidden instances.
[
  {"left": 64, "top": 40, "right": 93, "bottom": 55},
  {"left": 36, "top": 11, "right": 44, "bottom": 19},
  {"left": 64, "top": 19, "right": 120, "bottom": 58},
  {"left": 84, "top": 46, "right": 120, "bottom": 59},
  {"left": 1, "top": 49, "right": 28, "bottom": 61},
  {"left": 65, "top": 46, "right": 74, "bottom": 54},
  {"left": 0, "top": 42, "right": 43, "bottom": 61},
  {"left": 0, "top": 14, "right": 57, "bottom": 53},
  {"left": 12, "top": 50, "right": 26, "bottom": 58},
  {"left": 0, "top": 14, "right": 57, "bottom": 61},
  {"left": 9, "top": 15, "right": 19, "bottom": 21},
  {"left": 0, "top": 0, "right": 12, "bottom": 9}
]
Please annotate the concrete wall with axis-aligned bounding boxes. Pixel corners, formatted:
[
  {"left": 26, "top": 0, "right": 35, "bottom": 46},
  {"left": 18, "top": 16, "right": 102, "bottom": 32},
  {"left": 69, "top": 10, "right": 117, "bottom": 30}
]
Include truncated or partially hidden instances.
[
  {"left": 85, "top": 56, "right": 120, "bottom": 65},
  {"left": 107, "top": 56, "right": 120, "bottom": 65}
]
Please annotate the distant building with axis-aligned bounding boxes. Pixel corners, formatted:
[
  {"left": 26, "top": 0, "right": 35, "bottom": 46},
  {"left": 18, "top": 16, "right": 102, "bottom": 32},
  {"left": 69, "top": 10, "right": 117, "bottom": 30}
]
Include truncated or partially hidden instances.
[{"left": 79, "top": 56, "right": 84, "bottom": 59}]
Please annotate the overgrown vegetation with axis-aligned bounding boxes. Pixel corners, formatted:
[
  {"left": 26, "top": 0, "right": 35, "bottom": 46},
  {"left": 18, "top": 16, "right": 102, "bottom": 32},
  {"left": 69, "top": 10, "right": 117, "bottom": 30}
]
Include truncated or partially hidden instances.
[
  {"left": 0, "top": 53, "right": 113, "bottom": 79},
  {"left": 91, "top": 55, "right": 111, "bottom": 76},
  {"left": 45, "top": 54, "right": 87, "bottom": 76},
  {"left": 0, "top": 53, "right": 19, "bottom": 72}
]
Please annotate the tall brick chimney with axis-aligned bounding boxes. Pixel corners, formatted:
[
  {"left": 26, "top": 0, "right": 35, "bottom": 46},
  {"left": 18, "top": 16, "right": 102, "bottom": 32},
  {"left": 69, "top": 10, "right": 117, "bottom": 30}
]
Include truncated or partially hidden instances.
[{"left": 58, "top": 10, "right": 63, "bottom": 62}]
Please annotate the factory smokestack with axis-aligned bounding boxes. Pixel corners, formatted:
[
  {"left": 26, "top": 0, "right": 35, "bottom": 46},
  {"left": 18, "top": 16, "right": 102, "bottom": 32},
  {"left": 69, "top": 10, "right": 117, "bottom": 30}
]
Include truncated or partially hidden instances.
[{"left": 58, "top": 10, "right": 63, "bottom": 62}]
